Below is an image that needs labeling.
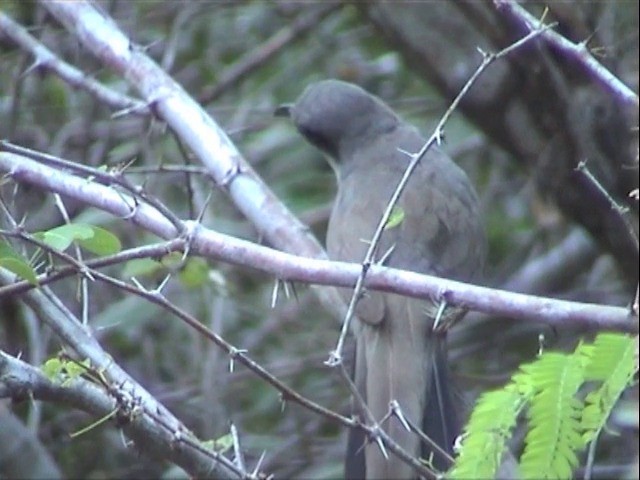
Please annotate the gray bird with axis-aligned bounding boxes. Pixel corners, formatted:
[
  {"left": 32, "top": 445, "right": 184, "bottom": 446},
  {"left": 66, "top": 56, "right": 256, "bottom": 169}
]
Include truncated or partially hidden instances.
[{"left": 277, "top": 79, "right": 486, "bottom": 479}]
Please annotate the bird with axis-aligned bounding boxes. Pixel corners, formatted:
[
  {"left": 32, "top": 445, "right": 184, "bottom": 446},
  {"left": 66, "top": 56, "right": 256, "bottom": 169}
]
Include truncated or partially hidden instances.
[{"left": 277, "top": 79, "right": 486, "bottom": 479}]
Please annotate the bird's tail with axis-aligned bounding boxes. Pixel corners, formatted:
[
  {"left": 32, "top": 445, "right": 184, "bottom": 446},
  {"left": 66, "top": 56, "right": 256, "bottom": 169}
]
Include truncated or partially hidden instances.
[{"left": 421, "top": 334, "right": 460, "bottom": 472}]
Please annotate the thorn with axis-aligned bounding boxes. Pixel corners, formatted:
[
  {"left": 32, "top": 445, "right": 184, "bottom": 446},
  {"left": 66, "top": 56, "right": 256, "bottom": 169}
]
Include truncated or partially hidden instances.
[
  {"left": 271, "top": 279, "right": 281, "bottom": 308},
  {"left": 118, "top": 157, "right": 137, "bottom": 174},
  {"left": 111, "top": 100, "right": 149, "bottom": 119},
  {"left": 283, "top": 280, "right": 291, "bottom": 299},
  {"left": 539, "top": 6, "right": 549, "bottom": 24},
  {"left": 396, "top": 147, "right": 414, "bottom": 158},
  {"left": 373, "top": 427, "right": 389, "bottom": 460},
  {"left": 228, "top": 347, "right": 248, "bottom": 373},
  {"left": 22, "top": 60, "right": 41, "bottom": 78},
  {"left": 252, "top": 450, "right": 267, "bottom": 477},
  {"left": 575, "top": 159, "right": 588, "bottom": 171},
  {"left": 453, "top": 433, "right": 464, "bottom": 454},
  {"left": 390, "top": 400, "right": 411, "bottom": 432},
  {"left": 219, "top": 163, "right": 240, "bottom": 188},
  {"left": 432, "top": 299, "right": 448, "bottom": 332},
  {"left": 230, "top": 423, "right": 245, "bottom": 472},
  {"left": 288, "top": 281, "right": 299, "bottom": 302},
  {"left": 195, "top": 190, "right": 213, "bottom": 224},
  {"left": 378, "top": 244, "right": 396, "bottom": 265},
  {"left": 154, "top": 274, "right": 171, "bottom": 294}
]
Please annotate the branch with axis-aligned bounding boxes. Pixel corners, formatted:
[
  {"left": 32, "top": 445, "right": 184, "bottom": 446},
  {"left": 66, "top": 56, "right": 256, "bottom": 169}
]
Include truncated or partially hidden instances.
[
  {"left": 0, "top": 233, "right": 434, "bottom": 479},
  {"left": 39, "top": 0, "right": 349, "bottom": 323},
  {"left": 0, "top": 351, "right": 248, "bottom": 479},
  {"left": 0, "top": 12, "right": 149, "bottom": 116},
  {"left": 199, "top": 4, "right": 341, "bottom": 103},
  {"left": 494, "top": 0, "right": 639, "bottom": 107},
  {"left": 0, "top": 150, "right": 635, "bottom": 335}
]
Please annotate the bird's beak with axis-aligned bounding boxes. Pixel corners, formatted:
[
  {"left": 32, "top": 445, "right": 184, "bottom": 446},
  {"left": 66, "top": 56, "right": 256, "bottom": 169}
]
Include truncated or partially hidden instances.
[{"left": 274, "top": 103, "right": 293, "bottom": 118}]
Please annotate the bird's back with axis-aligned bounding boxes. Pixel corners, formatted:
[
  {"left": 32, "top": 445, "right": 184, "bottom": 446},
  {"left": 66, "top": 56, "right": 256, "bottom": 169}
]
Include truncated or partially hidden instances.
[
  {"left": 328, "top": 124, "right": 485, "bottom": 289},
  {"left": 331, "top": 123, "right": 486, "bottom": 478}
]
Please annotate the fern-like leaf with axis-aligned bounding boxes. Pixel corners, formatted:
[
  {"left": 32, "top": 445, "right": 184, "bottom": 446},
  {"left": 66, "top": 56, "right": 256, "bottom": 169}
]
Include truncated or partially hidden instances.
[
  {"left": 519, "top": 352, "right": 585, "bottom": 479},
  {"left": 449, "top": 333, "right": 636, "bottom": 479},
  {"left": 448, "top": 386, "right": 525, "bottom": 479},
  {"left": 581, "top": 333, "right": 637, "bottom": 444}
]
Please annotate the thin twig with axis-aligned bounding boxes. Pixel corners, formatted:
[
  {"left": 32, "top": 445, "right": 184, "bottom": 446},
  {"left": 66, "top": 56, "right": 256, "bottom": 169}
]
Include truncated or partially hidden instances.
[
  {"left": 199, "top": 4, "right": 341, "bottom": 104},
  {"left": 10, "top": 229, "right": 355, "bottom": 430},
  {"left": 0, "top": 12, "right": 150, "bottom": 115},
  {"left": 576, "top": 161, "right": 639, "bottom": 251},
  {"left": 0, "top": 141, "right": 185, "bottom": 233}
]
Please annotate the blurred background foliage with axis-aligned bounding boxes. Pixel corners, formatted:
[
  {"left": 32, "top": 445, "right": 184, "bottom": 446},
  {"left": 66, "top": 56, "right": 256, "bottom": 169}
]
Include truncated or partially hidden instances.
[{"left": 0, "top": 1, "right": 637, "bottom": 478}]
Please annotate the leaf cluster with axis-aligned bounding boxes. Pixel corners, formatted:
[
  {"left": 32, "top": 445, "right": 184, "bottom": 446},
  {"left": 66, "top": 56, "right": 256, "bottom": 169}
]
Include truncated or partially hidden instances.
[{"left": 450, "top": 333, "right": 637, "bottom": 479}]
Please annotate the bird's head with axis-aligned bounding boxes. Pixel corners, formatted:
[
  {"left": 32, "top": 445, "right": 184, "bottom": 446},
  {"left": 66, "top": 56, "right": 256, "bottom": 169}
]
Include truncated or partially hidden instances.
[{"left": 276, "top": 79, "right": 399, "bottom": 161}]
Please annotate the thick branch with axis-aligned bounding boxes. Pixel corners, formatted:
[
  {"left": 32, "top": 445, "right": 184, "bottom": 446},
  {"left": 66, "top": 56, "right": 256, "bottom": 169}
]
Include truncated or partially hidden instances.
[
  {"left": 494, "top": 0, "right": 639, "bottom": 107},
  {"left": 0, "top": 351, "right": 244, "bottom": 479},
  {"left": 39, "top": 0, "right": 349, "bottom": 322},
  {"left": 0, "top": 151, "right": 635, "bottom": 334}
]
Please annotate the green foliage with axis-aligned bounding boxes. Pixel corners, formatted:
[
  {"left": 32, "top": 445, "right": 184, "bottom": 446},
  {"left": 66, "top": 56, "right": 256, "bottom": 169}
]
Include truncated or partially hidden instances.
[
  {"left": 449, "top": 333, "right": 637, "bottom": 480},
  {"left": 41, "top": 356, "right": 91, "bottom": 386},
  {"left": 384, "top": 205, "right": 405, "bottom": 230},
  {"left": 581, "top": 333, "right": 637, "bottom": 444},
  {"left": 40, "top": 77, "right": 69, "bottom": 120},
  {"left": 1, "top": 2, "right": 635, "bottom": 477},
  {"left": 34, "top": 223, "right": 121, "bottom": 255},
  {"left": 0, "top": 239, "right": 38, "bottom": 284},
  {"left": 122, "top": 257, "right": 166, "bottom": 278},
  {"left": 448, "top": 386, "right": 525, "bottom": 478},
  {"left": 177, "top": 257, "right": 211, "bottom": 289},
  {"left": 201, "top": 433, "right": 233, "bottom": 453},
  {"left": 518, "top": 352, "right": 585, "bottom": 478},
  {"left": 123, "top": 253, "right": 220, "bottom": 290},
  {"left": 0, "top": 223, "right": 120, "bottom": 284}
]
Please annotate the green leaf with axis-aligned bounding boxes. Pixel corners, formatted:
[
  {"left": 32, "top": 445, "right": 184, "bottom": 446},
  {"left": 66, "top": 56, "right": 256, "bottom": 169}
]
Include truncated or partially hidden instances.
[
  {"left": 35, "top": 223, "right": 94, "bottom": 251},
  {"left": 122, "top": 258, "right": 164, "bottom": 278},
  {"left": 452, "top": 333, "right": 636, "bottom": 480},
  {"left": 520, "top": 352, "right": 585, "bottom": 479},
  {"left": 77, "top": 225, "right": 121, "bottom": 255},
  {"left": 0, "top": 240, "right": 38, "bottom": 285},
  {"left": 384, "top": 205, "right": 405, "bottom": 230},
  {"left": 93, "top": 294, "right": 161, "bottom": 332},
  {"left": 41, "top": 356, "right": 90, "bottom": 386},
  {"left": 41, "top": 77, "right": 69, "bottom": 117},
  {"left": 41, "top": 357, "right": 64, "bottom": 380},
  {"left": 122, "top": 254, "right": 215, "bottom": 290},
  {"left": 179, "top": 257, "right": 210, "bottom": 289},
  {"left": 34, "top": 223, "right": 121, "bottom": 255},
  {"left": 449, "top": 386, "right": 524, "bottom": 479},
  {"left": 212, "top": 433, "right": 233, "bottom": 453},
  {"left": 202, "top": 434, "right": 233, "bottom": 453},
  {"left": 580, "top": 333, "right": 637, "bottom": 444},
  {"left": 160, "top": 251, "right": 184, "bottom": 269}
]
